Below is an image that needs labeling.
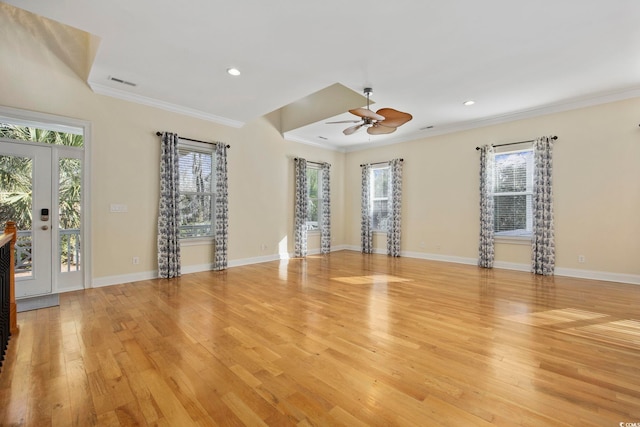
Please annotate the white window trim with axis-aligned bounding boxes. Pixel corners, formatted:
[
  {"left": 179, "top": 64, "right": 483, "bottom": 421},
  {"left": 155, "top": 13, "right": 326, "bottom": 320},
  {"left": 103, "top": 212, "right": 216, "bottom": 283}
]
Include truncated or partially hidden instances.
[
  {"left": 493, "top": 147, "right": 534, "bottom": 239},
  {"left": 495, "top": 235, "right": 531, "bottom": 245},
  {"left": 180, "top": 236, "right": 214, "bottom": 247},
  {"left": 370, "top": 164, "right": 390, "bottom": 232},
  {"left": 306, "top": 165, "right": 323, "bottom": 233},
  {"left": 178, "top": 139, "right": 215, "bottom": 240}
]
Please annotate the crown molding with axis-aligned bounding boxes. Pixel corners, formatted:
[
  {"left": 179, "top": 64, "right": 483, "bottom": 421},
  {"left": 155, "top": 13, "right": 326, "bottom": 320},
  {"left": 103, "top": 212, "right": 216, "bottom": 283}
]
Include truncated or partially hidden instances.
[
  {"left": 88, "top": 82, "right": 245, "bottom": 128},
  {"left": 282, "top": 131, "right": 346, "bottom": 152},
  {"left": 344, "top": 87, "right": 640, "bottom": 152},
  {"left": 88, "top": 81, "right": 640, "bottom": 151}
]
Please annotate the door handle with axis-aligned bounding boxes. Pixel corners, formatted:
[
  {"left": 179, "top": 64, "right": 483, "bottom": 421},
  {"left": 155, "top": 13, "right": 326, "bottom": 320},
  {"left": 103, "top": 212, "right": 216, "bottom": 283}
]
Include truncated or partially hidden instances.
[{"left": 41, "top": 225, "right": 49, "bottom": 230}]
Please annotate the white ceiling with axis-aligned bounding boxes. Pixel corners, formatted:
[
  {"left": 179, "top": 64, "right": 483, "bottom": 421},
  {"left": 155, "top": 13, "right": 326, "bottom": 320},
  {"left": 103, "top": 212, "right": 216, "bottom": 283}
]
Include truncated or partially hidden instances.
[{"left": 6, "top": 0, "right": 640, "bottom": 151}]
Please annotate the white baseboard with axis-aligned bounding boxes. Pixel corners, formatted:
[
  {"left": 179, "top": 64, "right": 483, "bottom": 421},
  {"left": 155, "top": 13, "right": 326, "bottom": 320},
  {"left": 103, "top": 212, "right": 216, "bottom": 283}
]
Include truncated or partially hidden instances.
[
  {"left": 342, "top": 247, "right": 640, "bottom": 285},
  {"left": 89, "top": 246, "right": 640, "bottom": 288},
  {"left": 228, "top": 253, "right": 282, "bottom": 268},
  {"left": 91, "top": 246, "right": 353, "bottom": 288},
  {"left": 554, "top": 267, "right": 640, "bottom": 285},
  {"left": 181, "top": 263, "right": 215, "bottom": 274},
  {"left": 401, "top": 250, "right": 478, "bottom": 266},
  {"left": 493, "top": 260, "right": 531, "bottom": 272},
  {"left": 91, "top": 263, "right": 216, "bottom": 287},
  {"left": 229, "top": 245, "right": 352, "bottom": 267},
  {"left": 92, "top": 271, "right": 158, "bottom": 288}
]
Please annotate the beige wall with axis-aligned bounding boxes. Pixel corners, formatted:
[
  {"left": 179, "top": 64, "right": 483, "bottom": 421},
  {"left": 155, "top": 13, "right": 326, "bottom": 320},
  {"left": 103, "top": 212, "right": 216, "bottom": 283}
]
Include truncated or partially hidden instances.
[
  {"left": 0, "top": 7, "right": 344, "bottom": 284},
  {"left": 345, "top": 97, "right": 640, "bottom": 276},
  {"left": 2, "top": 5, "right": 639, "bottom": 287}
]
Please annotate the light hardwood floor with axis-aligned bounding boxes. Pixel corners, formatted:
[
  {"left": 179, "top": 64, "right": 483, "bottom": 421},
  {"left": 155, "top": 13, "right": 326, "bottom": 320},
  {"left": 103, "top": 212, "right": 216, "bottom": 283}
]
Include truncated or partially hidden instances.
[{"left": 1, "top": 251, "right": 639, "bottom": 426}]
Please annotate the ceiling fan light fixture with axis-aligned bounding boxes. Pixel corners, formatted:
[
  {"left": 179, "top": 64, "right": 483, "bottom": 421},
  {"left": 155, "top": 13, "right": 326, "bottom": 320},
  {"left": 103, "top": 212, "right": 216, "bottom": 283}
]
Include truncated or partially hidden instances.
[
  {"left": 329, "top": 87, "right": 413, "bottom": 136},
  {"left": 226, "top": 67, "right": 241, "bottom": 76}
]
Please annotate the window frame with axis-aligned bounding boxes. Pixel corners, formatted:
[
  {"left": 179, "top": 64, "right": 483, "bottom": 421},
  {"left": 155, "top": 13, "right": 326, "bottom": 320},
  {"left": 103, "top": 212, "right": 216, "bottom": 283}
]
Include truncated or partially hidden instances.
[
  {"left": 370, "top": 165, "right": 391, "bottom": 232},
  {"left": 305, "top": 165, "right": 322, "bottom": 232},
  {"left": 493, "top": 147, "right": 534, "bottom": 241},
  {"left": 177, "top": 140, "right": 215, "bottom": 242}
]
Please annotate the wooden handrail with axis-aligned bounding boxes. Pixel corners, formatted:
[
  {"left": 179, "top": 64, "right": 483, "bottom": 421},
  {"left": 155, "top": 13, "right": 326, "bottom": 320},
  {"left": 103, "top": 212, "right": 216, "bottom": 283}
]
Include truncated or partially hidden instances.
[{"left": 2, "top": 221, "right": 18, "bottom": 333}]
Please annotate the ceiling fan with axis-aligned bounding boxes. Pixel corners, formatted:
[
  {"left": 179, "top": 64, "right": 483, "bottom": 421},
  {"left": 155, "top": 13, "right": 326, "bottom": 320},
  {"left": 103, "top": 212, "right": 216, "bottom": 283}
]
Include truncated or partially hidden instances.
[{"left": 327, "top": 87, "right": 413, "bottom": 135}]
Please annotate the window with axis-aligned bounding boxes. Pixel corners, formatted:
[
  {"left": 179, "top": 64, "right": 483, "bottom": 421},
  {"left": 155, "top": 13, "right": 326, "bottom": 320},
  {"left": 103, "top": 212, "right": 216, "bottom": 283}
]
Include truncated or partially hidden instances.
[
  {"left": 370, "top": 166, "right": 390, "bottom": 231},
  {"left": 306, "top": 166, "right": 322, "bottom": 231},
  {"left": 493, "top": 149, "right": 533, "bottom": 237},
  {"left": 178, "top": 142, "right": 214, "bottom": 238}
]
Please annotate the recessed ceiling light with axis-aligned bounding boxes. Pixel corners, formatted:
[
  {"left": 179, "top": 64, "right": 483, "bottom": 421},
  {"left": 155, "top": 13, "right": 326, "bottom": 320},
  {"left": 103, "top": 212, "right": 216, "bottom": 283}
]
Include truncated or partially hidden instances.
[
  {"left": 463, "top": 100, "right": 475, "bottom": 106},
  {"left": 226, "top": 67, "right": 241, "bottom": 76}
]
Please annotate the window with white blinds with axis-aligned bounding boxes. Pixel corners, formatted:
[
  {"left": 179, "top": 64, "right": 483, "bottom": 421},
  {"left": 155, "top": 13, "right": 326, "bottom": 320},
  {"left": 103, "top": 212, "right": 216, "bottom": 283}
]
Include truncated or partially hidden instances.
[
  {"left": 493, "top": 149, "right": 533, "bottom": 237},
  {"left": 178, "top": 142, "right": 214, "bottom": 238},
  {"left": 370, "top": 166, "right": 390, "bottom": 231}
]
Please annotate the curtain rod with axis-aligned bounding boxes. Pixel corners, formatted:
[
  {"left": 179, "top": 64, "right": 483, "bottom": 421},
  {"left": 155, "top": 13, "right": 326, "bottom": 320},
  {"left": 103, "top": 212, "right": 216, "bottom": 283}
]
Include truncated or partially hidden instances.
[
  {"left": 475, "top": 135, "right": 557, "bottom": 150},
  {"left": 360, "top": 158, "right": 404, "bottom": 167},
  {"left": 156, "top": 132, "right": 230, "bottom": 148},
  {"left": 293, "top": 158, "right": 330, "bottom": 167}
]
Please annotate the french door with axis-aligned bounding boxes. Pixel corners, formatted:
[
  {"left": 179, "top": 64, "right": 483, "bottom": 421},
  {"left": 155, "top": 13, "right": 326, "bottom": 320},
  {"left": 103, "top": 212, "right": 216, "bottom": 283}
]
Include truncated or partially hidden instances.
[{"left": 0, "top": 140, "right": 83, "bottom": 297}]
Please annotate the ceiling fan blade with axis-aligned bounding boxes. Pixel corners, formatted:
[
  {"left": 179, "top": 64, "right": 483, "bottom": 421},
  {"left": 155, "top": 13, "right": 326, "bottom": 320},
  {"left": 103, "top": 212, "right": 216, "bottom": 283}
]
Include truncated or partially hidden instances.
[
  {"left": 349, "top": 108, "right": 385, "bottom": 121},
  {"left": 326, "top": 120, "right": 362, "bottom": 124},
  {"left": 375, "top": 108, "right": 413, "bottom": 127},
  {"left": 367, "top": 124, "right": 397, "bottom": 135},
  {"left": 343, "top": 124, "right": 364, "bottom": 135}
]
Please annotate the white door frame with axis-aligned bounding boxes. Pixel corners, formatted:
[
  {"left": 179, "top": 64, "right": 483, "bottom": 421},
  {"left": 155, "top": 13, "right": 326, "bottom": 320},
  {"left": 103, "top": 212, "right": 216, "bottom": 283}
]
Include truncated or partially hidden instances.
[{"left": 0, "top": 105, "right": 92, "bottom": 293}]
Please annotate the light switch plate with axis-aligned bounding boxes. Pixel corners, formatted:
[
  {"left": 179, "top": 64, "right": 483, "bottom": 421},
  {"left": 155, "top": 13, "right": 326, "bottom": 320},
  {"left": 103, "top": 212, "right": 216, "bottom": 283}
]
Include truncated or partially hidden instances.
[{"left": 110, "top": 203, "right": 128, "bottom": 213}]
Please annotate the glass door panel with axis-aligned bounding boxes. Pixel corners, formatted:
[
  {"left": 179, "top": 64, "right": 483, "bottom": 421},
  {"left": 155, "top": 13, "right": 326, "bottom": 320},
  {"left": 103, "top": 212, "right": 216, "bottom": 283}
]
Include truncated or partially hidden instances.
[{"left": 0, "top": 141, "right": 52, "bottom": 297}]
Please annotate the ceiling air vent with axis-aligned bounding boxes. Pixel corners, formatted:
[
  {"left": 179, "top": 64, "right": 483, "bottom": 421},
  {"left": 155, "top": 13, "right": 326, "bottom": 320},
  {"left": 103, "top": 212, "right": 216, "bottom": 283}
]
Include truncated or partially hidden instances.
[{"left": 108, "top": 76, "right": 137, "bottom": 87}]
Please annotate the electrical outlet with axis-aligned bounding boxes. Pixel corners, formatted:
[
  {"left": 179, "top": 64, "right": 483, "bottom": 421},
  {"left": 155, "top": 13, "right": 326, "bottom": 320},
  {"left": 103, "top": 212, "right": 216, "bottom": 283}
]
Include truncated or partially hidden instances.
[
  {"left": 578, "top": 255, "right": 585, "bottom": 263},
  {"left": 132, "top": 256, "right": 140, "bottom": 265}
]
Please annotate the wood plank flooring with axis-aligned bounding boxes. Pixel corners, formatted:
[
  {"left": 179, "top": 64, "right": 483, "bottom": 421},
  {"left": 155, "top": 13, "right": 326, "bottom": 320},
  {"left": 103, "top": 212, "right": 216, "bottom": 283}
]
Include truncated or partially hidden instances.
[{"left": 1, "top": 251, "right": 639, "bottom": 426}]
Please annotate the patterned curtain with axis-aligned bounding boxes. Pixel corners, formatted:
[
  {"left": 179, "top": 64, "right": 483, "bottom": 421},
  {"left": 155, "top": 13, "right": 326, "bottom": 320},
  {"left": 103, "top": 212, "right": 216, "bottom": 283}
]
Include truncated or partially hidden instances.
[
  {"left": 478, "top": 144, "right": 495, "bottom": 268},
  {"left": 213, "top": 143, "right": 229, "bottom": 271},
  {"left": 320, "top": 162, "right": 331, "bottom": 254},
  {"left": 158, "top": 132, "right": 181, "bottom": 278},
  {"left": 387, "top": 159, "right": 403, "bottom": 257},
  {"left": 531, "top": 136, "right": 555, "bottom": 275},
  {"left": 294, "top": 158, "right": 308, "bottom": 257},
  {"left": 361, "top": 164, "right": 373, "bottom": 253}
]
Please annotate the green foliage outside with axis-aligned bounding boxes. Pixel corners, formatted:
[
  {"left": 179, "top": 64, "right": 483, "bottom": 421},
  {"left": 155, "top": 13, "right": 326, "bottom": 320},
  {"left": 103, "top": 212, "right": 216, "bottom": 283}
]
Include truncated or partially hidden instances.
[
  {"left": 0, "top": 123, "right": 83, "bottom": 269},
  {"left": 306, "top": 168, "right": 319, "bottom": 227}
]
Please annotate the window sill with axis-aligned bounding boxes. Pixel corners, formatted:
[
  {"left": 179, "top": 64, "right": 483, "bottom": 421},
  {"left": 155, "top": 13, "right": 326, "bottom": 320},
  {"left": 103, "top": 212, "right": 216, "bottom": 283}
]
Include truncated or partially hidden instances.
[
  {"left": 495, "top": 235, "right": 531, "bottom": 245},
  {"left": 180, "top": 237, "right": 214, "bottom": 247}
]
